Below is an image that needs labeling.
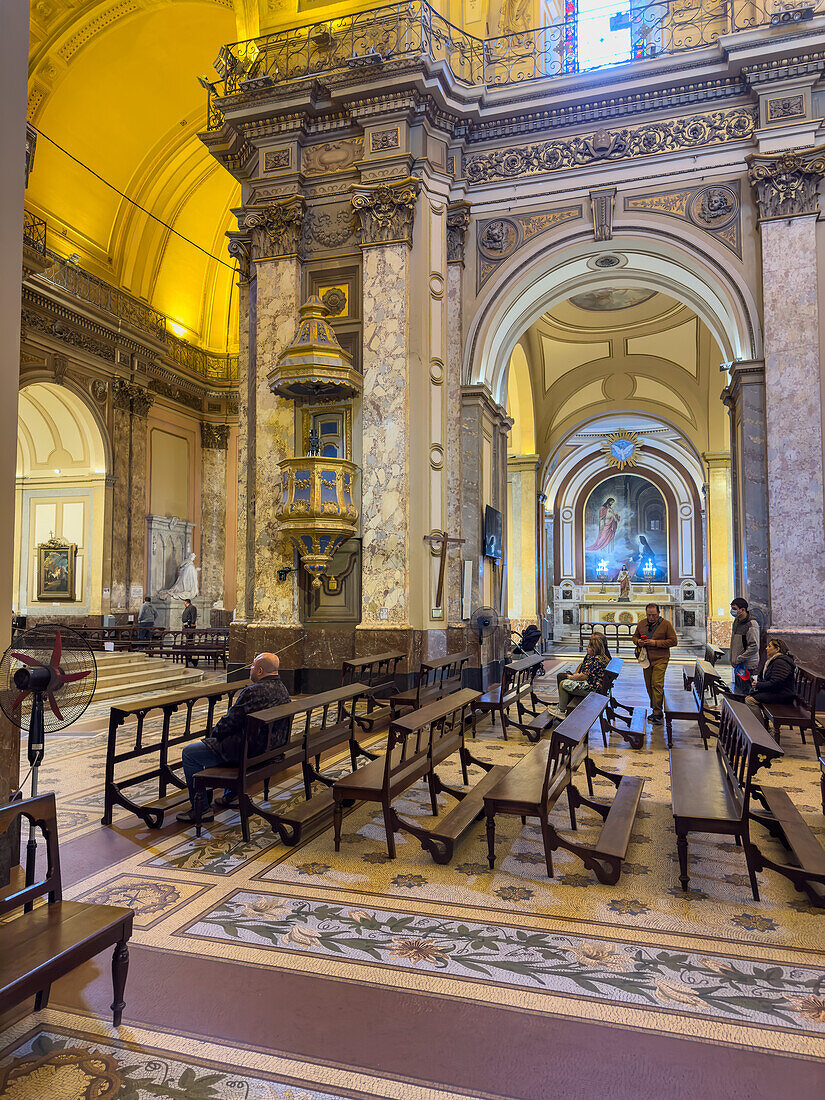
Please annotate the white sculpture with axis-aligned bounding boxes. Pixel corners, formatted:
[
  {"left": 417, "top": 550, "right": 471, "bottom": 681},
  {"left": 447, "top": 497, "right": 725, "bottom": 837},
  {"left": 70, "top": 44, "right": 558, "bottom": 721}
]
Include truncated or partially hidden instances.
[{"left": 164, "top": 551, "right": 200, "bottom": 599}]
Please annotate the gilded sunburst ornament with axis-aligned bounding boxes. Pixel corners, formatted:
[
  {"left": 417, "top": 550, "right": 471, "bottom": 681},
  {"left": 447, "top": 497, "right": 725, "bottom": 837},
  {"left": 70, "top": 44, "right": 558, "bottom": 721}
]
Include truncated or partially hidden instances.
[{"left": 601, "top": 430, "right": 641, "bottom": 471}]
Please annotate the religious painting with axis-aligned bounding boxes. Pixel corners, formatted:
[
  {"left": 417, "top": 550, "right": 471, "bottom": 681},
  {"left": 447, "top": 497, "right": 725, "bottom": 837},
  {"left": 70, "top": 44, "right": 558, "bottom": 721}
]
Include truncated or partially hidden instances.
[
  {"left": 36, "top": 536, "right": 77, "bottom": 601},
  {"left": 583, "top": 474, "right": 668, "bottom": 583}
]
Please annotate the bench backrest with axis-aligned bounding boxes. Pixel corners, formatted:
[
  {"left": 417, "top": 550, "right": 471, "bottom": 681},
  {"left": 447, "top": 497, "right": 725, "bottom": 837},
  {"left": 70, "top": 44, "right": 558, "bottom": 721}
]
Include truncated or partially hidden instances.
[
  {"left": 109, "top": 679, "right": 250, "bottom": 756},
  {"left": 341, "top": 651, "right": 404, "bottom": 692},
  {"left": 794, "top": 664, "right": 823, "bottom": 717},
  {"left": 385, "top": 688, "right": 480, "bottom": 786},
  {"left": 244, "top": 682, "right": 372, "bottom": 769},
  {"left": 499, "top": 652, "right": 544, "bottom": 701},
  {"left": 704, "top": 644, "right": 721, "bottom": 667},
  {"left": 717, "top": 697, "right": 784, "bottom": 817},
  {"left": 416, "top": 651, "right": 471, "bottom": 698},
  {"left": 0, "top": 794, "right": 61, "bottom": 913},
  {"left": 544, "top": 691, "right": 608, "bottom": 804}
]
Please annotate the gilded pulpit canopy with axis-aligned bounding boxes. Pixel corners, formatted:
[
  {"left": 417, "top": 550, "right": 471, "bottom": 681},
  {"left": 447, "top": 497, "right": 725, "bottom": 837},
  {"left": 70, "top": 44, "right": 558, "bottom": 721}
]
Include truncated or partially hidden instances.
[{"left": 268, "top": 296, "right": 362, "bottom": 402}]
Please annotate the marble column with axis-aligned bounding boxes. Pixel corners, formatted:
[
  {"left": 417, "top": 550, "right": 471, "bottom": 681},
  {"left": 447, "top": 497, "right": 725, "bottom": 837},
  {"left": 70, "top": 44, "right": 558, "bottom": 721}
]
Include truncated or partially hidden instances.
[
  {"left": 722, "top": 361, "right": 769, "bottom": 629},
  {"left": 446, "top": 203, "right": 471, "bottom": 631},
  {"left": 353, "top": 179, "right": 420, "bottom": 629},
  {"left": 0, "top": 0, "right": 28, "bottom": 873},
  {"left": 506, "top": 453, "right": 539, "bottom": 626},
  {"left": 200, "top": 423, "right": 230, "bottom": 608},
  {"left": 110, "top": 379, "right": 152, "bottom": 611},
  {"left": 748, "top": 145, "right": 825, "bottom": 651},
  {"left": 703, "top": 451, "right": 734, "bottom": 650},
  {"left": 227, "top": 231, "right": 254, "bottom": 623}
]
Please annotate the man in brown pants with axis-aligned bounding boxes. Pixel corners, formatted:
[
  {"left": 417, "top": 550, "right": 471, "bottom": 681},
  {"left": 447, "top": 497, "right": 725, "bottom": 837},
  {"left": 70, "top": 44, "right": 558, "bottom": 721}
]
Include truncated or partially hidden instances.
[{"left": 632, "top": 602, "right": 677, "bottom": 725}]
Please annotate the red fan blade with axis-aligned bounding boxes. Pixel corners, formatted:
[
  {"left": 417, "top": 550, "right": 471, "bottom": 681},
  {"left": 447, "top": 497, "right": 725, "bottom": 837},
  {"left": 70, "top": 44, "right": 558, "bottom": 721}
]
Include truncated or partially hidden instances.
[
  {"left": 11, "top": 690, "right": 29, "bottom": 711},
  {"left": 9, "top": 652, "right": 47, "bottom": 669},
  {"left": 58, "top": 668, "right": 91, "bottom": 683},
  {"left": 47, "top": 693, "right": 64, "bottom": 722},
  {"left": 50, "top": 631, "right": 63, "bottom": 670}
]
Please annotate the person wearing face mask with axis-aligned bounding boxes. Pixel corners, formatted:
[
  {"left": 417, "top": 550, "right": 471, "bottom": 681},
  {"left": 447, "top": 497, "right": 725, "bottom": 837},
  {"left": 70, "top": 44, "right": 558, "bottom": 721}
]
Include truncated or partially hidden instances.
[
  {"left": 729, "top": 597, "right": 760, "bottom": 695},
  {"left": 631, "top": 602, "right": 677, "bottom": 725}
]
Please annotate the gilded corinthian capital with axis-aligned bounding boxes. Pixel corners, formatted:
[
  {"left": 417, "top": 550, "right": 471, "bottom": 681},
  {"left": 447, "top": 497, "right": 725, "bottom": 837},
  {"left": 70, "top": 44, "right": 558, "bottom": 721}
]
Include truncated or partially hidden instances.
[
  {"left": 242, "top": 196, "right": 306, "bottom": 258},
  {"left": 747, "top": 145, "right": 825, "bottom": 221},
  {"left": 352, "top": 177, "right": 421, "bottom": 248}
]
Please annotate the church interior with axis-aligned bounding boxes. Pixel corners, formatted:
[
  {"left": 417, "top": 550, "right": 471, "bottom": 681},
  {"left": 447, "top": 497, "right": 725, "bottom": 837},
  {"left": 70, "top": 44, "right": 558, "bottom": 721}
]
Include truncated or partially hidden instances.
[{"left": 1, "top": 0, "right": 825, "bottom": 1096}]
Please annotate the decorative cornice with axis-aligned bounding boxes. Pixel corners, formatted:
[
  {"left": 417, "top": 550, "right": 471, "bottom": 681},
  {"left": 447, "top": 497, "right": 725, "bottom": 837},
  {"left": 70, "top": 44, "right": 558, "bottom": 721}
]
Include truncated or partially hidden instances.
[
  {"left": 352, "top": 177, "right": 421, "bottom": 248},
  {"left": 201, "top": 422, "right": 231, "bottom": 450},
  {"left": 465, "top": 107, "right": 757, "bottom": 184},
  {"left": 746, "top": 144, "right": 825, "bottom": 221},
  {"left": 22, "top": 306, "right": 116, "bottom": 362},
  {"left": 242, "top": 196, "right": 306, "bottom": 258},
  {"left": 446, "top": 201, "right": 471, "bottom": 264}
]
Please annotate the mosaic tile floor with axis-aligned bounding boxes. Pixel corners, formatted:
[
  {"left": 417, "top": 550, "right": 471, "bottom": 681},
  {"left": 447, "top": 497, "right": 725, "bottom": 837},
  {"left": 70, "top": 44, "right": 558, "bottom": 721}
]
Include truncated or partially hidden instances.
[{"left": 3, "top": 660, "right": 825, "bottom": 1094}]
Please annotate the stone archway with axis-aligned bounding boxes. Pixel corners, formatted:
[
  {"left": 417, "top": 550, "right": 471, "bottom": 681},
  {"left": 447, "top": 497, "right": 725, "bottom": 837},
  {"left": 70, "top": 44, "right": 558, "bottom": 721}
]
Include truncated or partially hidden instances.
[{"left": 16, "top": 381, "right": 110, "bottom": 618}]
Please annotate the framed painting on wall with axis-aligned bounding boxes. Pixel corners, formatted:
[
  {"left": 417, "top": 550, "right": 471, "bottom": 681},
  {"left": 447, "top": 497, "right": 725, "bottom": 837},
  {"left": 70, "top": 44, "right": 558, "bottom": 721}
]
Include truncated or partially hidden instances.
[
  {"left": 37, "top": 536, "right": 77, "bottom": 601},
  {"left": 584, "top": 473, "right": 669, "bottom": 583}
]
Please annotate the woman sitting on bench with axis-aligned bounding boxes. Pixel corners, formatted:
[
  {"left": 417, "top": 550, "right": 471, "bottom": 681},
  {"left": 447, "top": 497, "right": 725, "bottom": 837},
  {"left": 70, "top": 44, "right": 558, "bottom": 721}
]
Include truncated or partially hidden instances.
[
  {"left": 744, "top": 637, "right": 796, "bottom": 727},
  {"left": 547, "top": 633, "right": 609, "bottom": 723}
]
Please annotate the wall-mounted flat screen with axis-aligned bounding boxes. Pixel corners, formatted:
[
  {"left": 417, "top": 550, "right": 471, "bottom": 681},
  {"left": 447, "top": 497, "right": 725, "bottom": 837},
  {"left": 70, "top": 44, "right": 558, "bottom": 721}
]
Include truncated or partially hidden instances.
[{"left": 483, "top": 505, "right": 503, "bottom": 560}]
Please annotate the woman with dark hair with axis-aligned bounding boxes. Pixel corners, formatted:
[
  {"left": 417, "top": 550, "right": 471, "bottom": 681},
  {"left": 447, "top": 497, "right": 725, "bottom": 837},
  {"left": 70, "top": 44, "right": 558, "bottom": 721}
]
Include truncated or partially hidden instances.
[
  {"left": 631, "top": 535, "right": 656, "bottom": 578},
  {"left": 744, "top": 638, "right": 796, "bottom": 728}
]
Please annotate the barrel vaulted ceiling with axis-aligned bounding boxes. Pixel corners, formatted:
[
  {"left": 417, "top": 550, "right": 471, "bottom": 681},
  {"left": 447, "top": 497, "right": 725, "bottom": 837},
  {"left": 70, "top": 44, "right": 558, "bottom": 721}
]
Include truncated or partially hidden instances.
[{"left": 26, "top": 0, "right": 243, "bottom": 351}]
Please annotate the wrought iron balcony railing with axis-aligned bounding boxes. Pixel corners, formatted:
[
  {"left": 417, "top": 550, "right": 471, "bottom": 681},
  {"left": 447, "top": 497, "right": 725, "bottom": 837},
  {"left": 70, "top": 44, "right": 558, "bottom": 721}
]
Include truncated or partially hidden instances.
[
  {"left": 23, "top": 211, "right": 47, "bottom": 255},
  {"left": 30, "top": 247, "right": 238, "bottom": 384},
  {"left": 205, "top": 0, "right": 818, "bottom": 128}
]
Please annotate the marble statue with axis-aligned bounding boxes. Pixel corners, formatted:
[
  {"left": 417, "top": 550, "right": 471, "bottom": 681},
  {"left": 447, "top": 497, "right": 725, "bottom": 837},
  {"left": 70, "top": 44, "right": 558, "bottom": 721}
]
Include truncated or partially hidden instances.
[{"left": 164, "top": 552, "right": 200, "bottom": 599}]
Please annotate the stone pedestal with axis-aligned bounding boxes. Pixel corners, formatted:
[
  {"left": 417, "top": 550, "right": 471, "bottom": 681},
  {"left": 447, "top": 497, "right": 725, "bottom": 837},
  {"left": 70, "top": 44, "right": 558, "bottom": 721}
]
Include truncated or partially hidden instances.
[{"left": 153, "top": 594, "right": 211, "bottom": 631}]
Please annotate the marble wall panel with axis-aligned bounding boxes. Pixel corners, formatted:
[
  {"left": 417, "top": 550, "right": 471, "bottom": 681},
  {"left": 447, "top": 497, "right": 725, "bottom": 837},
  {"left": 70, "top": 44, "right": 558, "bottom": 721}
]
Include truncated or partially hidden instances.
[
  {"left": 360, "top": 244, "right": 409, "bottom": 625},
  {"left": 201, "top": 446, "right": 227, "bottom": 605},
  {"left": 109, "top": 405, "right": 130, "bottom": 609},
  {"left": 446, "top": 263, "right": 464, "bottom": 626},
  {"left": 235, "top": 279, "right": 252, "bottom": 620},
  {"left": 761, "top": 217, "right": 825, "bottom": 630},
  {"left": 129, "top": 416, "right": 149, "bottom": 610},
  {"left": 254, "top": 257, "right": 301, "bottom": 625}
]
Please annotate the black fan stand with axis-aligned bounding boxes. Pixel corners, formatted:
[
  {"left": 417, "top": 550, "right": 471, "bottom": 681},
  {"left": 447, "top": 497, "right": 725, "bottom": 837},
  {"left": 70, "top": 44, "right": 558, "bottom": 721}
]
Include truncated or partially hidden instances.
[{"left": 13, "top": 664, "right": 51, "bottom": 908}]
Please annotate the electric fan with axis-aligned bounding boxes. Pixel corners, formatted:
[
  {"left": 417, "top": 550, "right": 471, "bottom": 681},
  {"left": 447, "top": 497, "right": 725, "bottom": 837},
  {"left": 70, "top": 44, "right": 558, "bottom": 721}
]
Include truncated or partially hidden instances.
[
  {"left": 0, "top": 625, "right": 97, "bottom": 890},
  {"left": 470, "top": 606, "right": 499, "bottom": 649}
]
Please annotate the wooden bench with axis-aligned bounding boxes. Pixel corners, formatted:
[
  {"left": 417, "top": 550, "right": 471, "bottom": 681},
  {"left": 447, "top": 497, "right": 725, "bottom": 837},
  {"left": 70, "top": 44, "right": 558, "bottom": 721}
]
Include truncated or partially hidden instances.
[
  {"left": 682, "top": 655, "right": 722, "bottom": 695},
  {"left": 597, "top": 658, "right": 649, "bottom": 750},
  {"left": 663, "top": 660, "right": 720, "bottom": 749},
  {"left": 0, "top": 794, "right": 133, "bottom": 1027},
  {"left": 758, "top": 662, "right": 823, "bottom": 746},
  {"left": 670, "top": 697, "right": 783, "bottom": 899},
  {"left": 749, "top": 785, "right": 825, "bottom": 907},
  {"left": 101, "top": 679, "right": 250, "bottom": 828},
  {"left": 74, "top": 624, "right": 166, "bottom": 651},
  {"left": 483, "top": 692, "right": 641, "bottom": 884},
  {"left": 389, "top": 700, "right": 509, "bottom": 865},
  {"left": 816, "top": 721, "right": 825, "bottom": 816},
  {"left": 152, "top": 628, "right": 229, "bottom": 669},
  {"left": 471, "top": 652, "right": 544, "bottom": 740},
  {"left": 341, "top": 651, "right": 404, "bottom": 732},
  {"left": 389, "top": 651, "right": 471, "bottom": 719},
  {"left": 332, "top": 689, "right": 480, "bottom": 859},
  {"left": 193, "top": 682, "right": 376, "bottom": 843},
  {"left": 579, "top": 621, "right": 635, "bottom": 653}
]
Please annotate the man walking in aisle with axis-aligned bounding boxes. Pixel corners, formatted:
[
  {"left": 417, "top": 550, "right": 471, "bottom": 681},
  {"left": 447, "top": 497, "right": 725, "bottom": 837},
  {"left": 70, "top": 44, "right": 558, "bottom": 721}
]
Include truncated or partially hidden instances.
[{"left": 632, "top": 602, "right": 677, "bottom": 725}]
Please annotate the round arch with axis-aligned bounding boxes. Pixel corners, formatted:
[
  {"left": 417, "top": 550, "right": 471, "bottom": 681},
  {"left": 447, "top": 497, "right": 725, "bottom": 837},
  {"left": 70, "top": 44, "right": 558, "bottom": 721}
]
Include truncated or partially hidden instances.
[{"left": 464, "top": 226, "right": 761, "bottom": 405}]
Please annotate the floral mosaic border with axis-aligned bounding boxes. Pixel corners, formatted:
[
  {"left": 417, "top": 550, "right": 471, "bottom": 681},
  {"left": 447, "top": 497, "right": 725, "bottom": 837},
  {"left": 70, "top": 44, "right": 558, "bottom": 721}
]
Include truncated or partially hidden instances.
[{"left": 179, "top": 890, "right": 825, "bottom": 1036}]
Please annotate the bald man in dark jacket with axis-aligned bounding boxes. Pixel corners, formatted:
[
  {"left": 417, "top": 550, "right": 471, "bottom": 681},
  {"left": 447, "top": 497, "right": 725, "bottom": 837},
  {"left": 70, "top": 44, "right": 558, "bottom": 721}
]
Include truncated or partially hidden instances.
[{"left": 176, "top": 652, "right": 290, "bottom": 823}]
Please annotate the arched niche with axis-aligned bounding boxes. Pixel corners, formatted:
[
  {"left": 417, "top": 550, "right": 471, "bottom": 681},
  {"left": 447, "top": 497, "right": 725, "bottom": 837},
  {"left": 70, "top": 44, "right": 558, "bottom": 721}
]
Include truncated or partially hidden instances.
[{"left": 15, "top": 382, "right": 110, "bottom": 617}]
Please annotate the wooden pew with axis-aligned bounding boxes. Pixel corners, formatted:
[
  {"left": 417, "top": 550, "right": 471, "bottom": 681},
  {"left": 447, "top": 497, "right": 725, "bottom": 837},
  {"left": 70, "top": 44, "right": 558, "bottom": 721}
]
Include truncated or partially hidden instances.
[
  {"left": 597, "top": 659, "right": 649, "bottom": 749},
  {"left": 341, "top": 651, "right": 404, "bottom": 732},
  {"left": 816, "top": 721, "right": 825, "bottom": 816},
  {"left": 471, "top": 652, "right": 544, "bottom": 740},
  {"left": 193, "top": 682, "right": 375, "bottom": 843},
  {"left": 663, "top": 660, "right": 720, "bottom": 748},
  {"left": 101, "top": 679, "right": 250, "bottom": 828},
  {"left": 758, "top": 662, "right": 823, "bottom": 746},
  {"left": 153, "top": 628, "right": 229, "bottom": 669},
  {"left": 483, "top": 692, "right": 645, "bottom": 885},
  {"left": 750, "top": 780, "right": 825, "bottom": 907},
  {"left": 0, "top": 794, "right": 134, "bottom": 1026},
  {"left": 389, "top": 702, "right": 510, "bottom": 865},
  {"left": 389, "top": 651, "right": 471, "bottom": 719},
  {"left": 670, "top": 697, "right": 783, "bottom": 899},
  {"left": 332, "top": 689, "right": 480, "bottom": 858},
  {"left": 579, "top": 621, "right": 635, "bottom": 653}
]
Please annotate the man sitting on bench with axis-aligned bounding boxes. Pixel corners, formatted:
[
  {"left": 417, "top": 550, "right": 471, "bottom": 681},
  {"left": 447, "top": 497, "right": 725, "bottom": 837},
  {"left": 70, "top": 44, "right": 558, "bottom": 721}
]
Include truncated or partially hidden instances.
[
  {"left": 176, "top": 652, "right": 290, "bottom": 823},
  {"left": 546, "top": 633, "right": 609, "bottom": 724}
]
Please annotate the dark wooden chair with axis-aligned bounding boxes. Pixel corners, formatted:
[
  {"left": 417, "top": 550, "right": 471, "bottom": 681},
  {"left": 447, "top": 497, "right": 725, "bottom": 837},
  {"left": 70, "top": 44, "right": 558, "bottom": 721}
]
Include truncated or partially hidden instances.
[
  {"left": 101, "top": 679, "right": 250, "bottom": 828},
  {"left": 482, "top": 692, "right": 643, "bottom": 884},
  {"left": 758, "top": 662, "right": 823, "bottom": 746},
  {"left": 389, "top": 651, "right": 471, "bottom": 719},
  {"left": 193, "top": 683, "right": 374, "bottom": 843},
  {"left": 471, "top": 652, "right": 544, "bottom": 740},
  {"left": 332, "top": 689, "right": 480, "bottom": 858},
  {"left": 664, "top": 660, "right": 720, "bottom": 748},
  {"left": 0, "top": 794, "right": 133, "bottom": 1026},
  {"left": 669, "top": 697, "right": 783, "bottom": 899}
]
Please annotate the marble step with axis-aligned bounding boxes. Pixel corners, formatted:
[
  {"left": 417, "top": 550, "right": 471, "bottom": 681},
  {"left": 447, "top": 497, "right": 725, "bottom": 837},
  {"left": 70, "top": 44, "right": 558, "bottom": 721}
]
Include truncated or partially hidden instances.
[
  {"left": 91, "top": 667, "right": 203, "bottom": 702},
  {"left": 93, "top": 661, "right": 191, "bottom": 689}
]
